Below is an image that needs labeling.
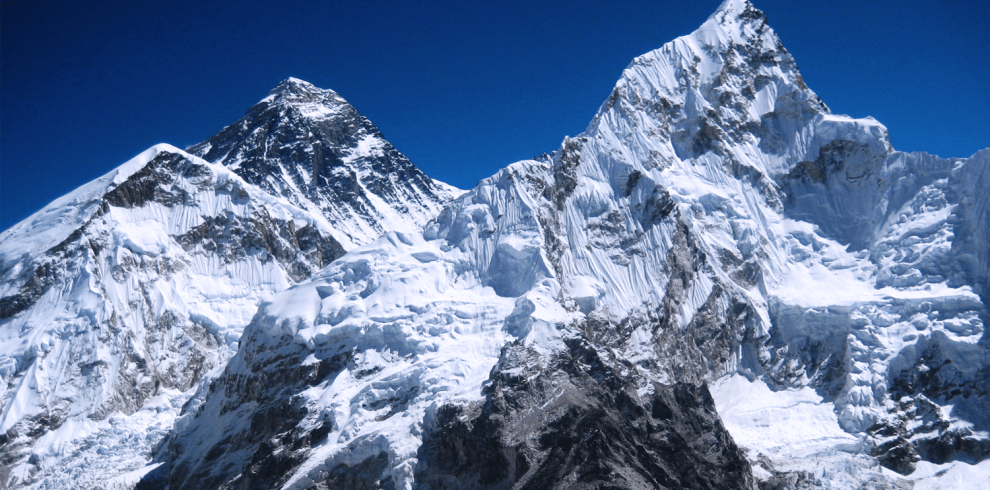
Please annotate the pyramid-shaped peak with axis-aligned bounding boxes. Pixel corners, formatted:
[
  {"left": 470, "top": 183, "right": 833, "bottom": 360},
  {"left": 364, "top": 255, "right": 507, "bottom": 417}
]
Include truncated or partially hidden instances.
[
  {"left": 674, "top": 0, "right": 774, "bottom": 55},
  {"left": 703, "top": 0, "right": 771, "bottom": 38},
  {"left": 263, "top": 77, "right": 347, "bottom": 108},
  {"left": 616, "top": 0, "right": 780, "bottom": 85},
  {"left": 270, "top": 77, "right": 320, "bottom": 95},
  {"left": 711, "top": 0, "right": 755, "bottom": 17}
]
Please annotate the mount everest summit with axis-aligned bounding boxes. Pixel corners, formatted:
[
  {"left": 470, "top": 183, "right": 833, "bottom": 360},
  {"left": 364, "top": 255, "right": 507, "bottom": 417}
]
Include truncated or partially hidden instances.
[{"left": 2, "top": 1, "right": 989, "bottom": 489}]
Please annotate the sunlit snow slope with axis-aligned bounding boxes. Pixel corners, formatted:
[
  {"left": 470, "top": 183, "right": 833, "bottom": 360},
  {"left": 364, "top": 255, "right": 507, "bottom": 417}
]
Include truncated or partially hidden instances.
[
  {"left": 159, "top": 1, "right": 989, "bottom": 489},
  {"left": 0, "top": 145, "right": 346, "bottom": 488}
]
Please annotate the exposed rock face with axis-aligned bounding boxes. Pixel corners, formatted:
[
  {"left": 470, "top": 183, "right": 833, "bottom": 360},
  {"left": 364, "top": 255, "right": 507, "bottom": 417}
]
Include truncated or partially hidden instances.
[
  {"left": 189, "top": 77, "right": 461, "bottom": 249},
  {"left": 415, "top": 339, "right": 755, "bottom": 490},
  {"left": 161, "top": 327, "right": 351, "bottom": 490}
]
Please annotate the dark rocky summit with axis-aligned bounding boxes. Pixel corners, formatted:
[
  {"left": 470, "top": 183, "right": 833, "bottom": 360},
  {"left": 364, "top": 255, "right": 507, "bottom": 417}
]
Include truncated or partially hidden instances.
[{"left": 189, "top": 77, "right": 459, "bottom": 248}]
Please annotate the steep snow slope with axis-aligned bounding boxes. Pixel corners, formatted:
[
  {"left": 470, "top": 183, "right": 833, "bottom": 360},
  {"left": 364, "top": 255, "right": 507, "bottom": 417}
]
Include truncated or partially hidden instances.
[
  {"left": 0, "top": 79, "right": 460, "bottom": 490},
  {"left": 159, "top": 1, "right": 989, "bottom": 488},
  {"left": 0, "top": 145, "right": 346, "bottom": 489},
  {"left": 188, "top": 78, "right": 461, "bottom": 249}
]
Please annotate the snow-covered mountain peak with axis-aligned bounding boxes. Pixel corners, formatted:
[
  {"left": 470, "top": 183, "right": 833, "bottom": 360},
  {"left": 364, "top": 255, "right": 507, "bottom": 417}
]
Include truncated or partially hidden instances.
[
  {"left": 0, "top": 140, "right": 358, "bottom": 488},
  {"left": 0, "top": 81, "right": 459, "bottom": 487},
  {"left": 261, "top": 77, "right": 350, "bottom": 117},
  {"left": 269, "top": 76, "right": 322, "bottom": 95},
  {"left": 583, "top": 0, "right": 895, "bottom": 203},
  {"left": 710, "top": 0, "right": 758, "bottom": 22},
  {"left": 189, "top": 80, "right": 460, "bottom": 249}
]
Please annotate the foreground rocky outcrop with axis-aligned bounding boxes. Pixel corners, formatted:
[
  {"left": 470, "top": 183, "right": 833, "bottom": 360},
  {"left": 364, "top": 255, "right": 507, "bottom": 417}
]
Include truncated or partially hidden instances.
[{"left": 416, "top": 339, "right": 754, "bottom": 490}]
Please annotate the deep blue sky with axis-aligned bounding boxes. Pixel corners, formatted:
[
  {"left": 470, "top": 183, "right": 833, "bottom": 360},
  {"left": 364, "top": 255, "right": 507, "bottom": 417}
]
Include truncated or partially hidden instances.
[{"left": 3, "top": 0, "right": 988, "bottom": 231}]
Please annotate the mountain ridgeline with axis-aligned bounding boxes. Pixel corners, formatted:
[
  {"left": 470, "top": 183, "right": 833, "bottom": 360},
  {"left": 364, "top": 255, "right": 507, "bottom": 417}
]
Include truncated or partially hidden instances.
[{"left": 2, "top": 1, "right": 988, "bottom": 489}]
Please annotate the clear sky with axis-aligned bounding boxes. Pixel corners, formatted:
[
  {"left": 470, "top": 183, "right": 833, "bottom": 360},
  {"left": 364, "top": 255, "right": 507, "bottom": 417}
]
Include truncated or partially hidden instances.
[{"left": 3, "top": 0, "right": 988, "bottom": 232}]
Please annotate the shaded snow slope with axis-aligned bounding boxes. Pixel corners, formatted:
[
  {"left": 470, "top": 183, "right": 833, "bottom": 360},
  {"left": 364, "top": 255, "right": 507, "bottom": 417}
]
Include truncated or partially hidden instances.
[
  {"left": 188, "top": 77, "right": 461, "bottom": 249},
  {"left": 161, "top": 0, "right": 989, "bottom": 488}
]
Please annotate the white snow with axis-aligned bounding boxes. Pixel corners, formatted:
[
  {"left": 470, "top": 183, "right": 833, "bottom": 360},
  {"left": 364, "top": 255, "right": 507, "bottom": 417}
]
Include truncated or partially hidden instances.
[
  {"left": 0, "top": 144, "right": 372, "bottom": 488},
  {"left": 175, "top": 230, "right": 577, "bottom": 489},
  {"left": 0, "top": 144, "right": 178, "bottom": 266},
  {"left": 912, "top": 460, "right": 990, "bottom": 490},
  {"left": 712, "top": 374, "right": 861, "bottom": 472}
]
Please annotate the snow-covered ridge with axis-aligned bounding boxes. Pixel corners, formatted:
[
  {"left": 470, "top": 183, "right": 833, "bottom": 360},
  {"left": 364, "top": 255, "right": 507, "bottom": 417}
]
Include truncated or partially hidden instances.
[
  {"left": 0, "top": 144, "right": 356, "bottom": 488},
  {"left": 0, "top": 144, "right": 177, "bottom": 271}
]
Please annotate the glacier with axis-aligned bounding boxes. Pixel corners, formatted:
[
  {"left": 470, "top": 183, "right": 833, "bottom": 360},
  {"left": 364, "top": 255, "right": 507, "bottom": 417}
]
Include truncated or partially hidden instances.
[{"left": 2, "top": 0, "right": 988, "bottom": 488}]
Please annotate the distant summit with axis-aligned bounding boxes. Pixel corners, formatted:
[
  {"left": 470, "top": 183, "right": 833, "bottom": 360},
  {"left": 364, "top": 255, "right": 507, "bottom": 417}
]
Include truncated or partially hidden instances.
[
  {"left": 265, "top": 77, "right": 345, "bottom": 105},
  {"left": 270, "top": 76, "right": 321, "bottom": 93},
  {"left": 188, "top": 78, "right": 461, "bottom": 249}
]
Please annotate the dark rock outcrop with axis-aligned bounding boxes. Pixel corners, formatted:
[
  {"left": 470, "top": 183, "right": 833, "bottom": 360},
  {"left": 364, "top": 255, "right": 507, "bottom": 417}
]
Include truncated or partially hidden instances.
[{"left": 415, "top": 338, "right": 755, "bottom": 490}]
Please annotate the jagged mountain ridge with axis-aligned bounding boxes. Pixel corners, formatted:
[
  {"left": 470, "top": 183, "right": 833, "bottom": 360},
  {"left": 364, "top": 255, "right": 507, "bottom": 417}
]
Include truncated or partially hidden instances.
[
  {"left": 0, "top": 145, "right": 345, "bottom": 489},
  {"left": 155, "top": 1, "right": 989, "bottom": 489},
  {"left": 0, "top": 81, "right": 460, "bottom": 489}
]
